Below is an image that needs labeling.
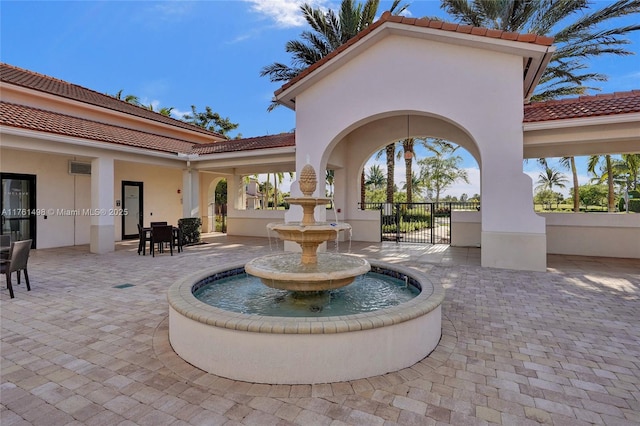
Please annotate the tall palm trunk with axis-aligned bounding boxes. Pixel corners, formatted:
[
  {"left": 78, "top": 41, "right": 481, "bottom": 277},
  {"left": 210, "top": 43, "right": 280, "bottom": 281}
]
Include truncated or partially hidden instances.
[
  {"left": 360, "top": 170, "right": 366, "bottom": 208},
  {"left": 273, "top": 174, "right": 278, "bottom": 210},
  {"left": 606, "top": 155, "right": 614, "bottom": 212},
  {"left": 385, "top": 144, "right": 395, "bottom": 203},
  {"left": 570, "top": 157, "right": 579, "bottom": 212},
  {"left": 405, "top": 156, "right": 412, "bottom": 204},
  {"left": 403, "top": 139, "right": 414, "bottom": 204}
]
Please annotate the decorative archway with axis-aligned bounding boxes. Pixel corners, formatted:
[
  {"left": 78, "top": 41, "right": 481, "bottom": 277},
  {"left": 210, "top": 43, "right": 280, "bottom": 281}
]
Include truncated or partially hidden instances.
[{"left": 277, "top": 16, "right": 554, "bottom": 271}]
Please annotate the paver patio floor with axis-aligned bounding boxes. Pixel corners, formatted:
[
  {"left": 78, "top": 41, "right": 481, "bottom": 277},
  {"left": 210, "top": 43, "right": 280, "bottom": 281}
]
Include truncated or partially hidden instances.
[{"left": 1, "top": 234, "right": 639, "bottom": 425}]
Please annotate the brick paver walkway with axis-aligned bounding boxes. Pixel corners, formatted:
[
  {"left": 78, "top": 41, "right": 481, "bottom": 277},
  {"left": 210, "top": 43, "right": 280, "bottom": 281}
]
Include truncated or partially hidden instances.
[{"left": 1, "top": 235, "right": 639, "bottom": 425}]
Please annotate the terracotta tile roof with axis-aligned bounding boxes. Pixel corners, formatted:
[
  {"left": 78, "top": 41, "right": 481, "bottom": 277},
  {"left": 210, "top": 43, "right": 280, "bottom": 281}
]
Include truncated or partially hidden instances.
[
  {"left": 0, "top": 102, "right": 196, "bottom": 154},
  {"left": 0, "top": 63, "right": 224, "bottom": 139},
  {"left": 191, "top": 132, "right": 295, "bottom": 155},
  {"left": 524, "top": 90, "right": 640, "bottom": 122},
  {"left": 1, "top": 101, "right": 295, "bottom": 155},
  {"left": 276, "top": 11, "right": 554, "bottom": 96}
]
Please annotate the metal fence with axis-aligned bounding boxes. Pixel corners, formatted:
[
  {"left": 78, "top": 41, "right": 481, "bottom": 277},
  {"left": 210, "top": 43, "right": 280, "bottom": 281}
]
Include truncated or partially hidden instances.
[{"left": 359, "top": 202, "right": 480, "bottom": 244}]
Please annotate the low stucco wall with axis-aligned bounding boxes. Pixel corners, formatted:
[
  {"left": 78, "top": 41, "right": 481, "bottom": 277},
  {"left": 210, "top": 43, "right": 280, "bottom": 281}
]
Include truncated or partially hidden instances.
[
  {"left": 541, "top": 212, "right": 640, "bottom": 258},
  {"left": 451, "top": 211, "right": 640, "bottom": 259},
  {"left": 451, "top": 211, "right": 481, "bottom": 247},
  {"left": 227, "top": 209, "right": 382, "bottom": 242},
  {"left": 226, "top": 209, "right": 286, "bottom": 238},
  {"left": 347, "top": 210, "right": 381, "bottom": 242}
]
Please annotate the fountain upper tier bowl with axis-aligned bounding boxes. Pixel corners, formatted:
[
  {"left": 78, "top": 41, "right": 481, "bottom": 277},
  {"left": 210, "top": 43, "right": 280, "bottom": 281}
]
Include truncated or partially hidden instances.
[{"left": 284, "top": 197, "right": 332, "bottom": 226}]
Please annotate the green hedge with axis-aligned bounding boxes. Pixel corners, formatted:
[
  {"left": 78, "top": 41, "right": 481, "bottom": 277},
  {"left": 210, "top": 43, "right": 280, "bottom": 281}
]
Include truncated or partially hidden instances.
[
  {"left": 381, "top": 219, "right": 431, "bottom": 233},
  {"left": 618, "top": 190, "right": 640, "bottom": 212},
  {"left": 400, "top": 208, "right": 432, "bottom": 225},
  {"left": 178, "top": 217, "right": 202, "bottom": 245},
  {"left": 381, "top": 207, "right": 432, "bottom": 233}
]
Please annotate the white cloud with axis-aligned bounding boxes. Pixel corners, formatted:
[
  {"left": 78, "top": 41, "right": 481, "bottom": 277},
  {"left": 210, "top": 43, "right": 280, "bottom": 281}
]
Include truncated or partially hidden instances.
[
  {"left": 149, "top": 1, "right": 194, "bottom": 20},
  {"left": 141, "top": 98, "right": 160, "bottom": 111},
  {"left": 244, "top": 0, "right": 328, "bottom": 28},
  {"left": 171, "top": 107, "right": 191, "bottom": 120}
]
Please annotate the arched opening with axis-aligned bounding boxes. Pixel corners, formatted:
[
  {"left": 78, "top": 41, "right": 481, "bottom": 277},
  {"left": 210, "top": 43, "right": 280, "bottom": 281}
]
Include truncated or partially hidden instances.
[
  {"left": 205, "top": 176, "right": 227, "bottom": 233},
  {"left": 318, "top": 112, "right": 481, "bottom": 246}
]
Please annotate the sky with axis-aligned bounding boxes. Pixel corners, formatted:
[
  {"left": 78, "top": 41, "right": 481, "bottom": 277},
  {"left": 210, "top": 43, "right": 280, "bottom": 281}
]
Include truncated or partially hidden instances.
[{"left": 2, "top": 0, "right": 639, "bottom": 198}]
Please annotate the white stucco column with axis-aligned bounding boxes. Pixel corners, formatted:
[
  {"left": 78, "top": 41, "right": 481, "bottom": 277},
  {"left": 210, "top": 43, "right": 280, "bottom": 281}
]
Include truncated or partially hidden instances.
[
  {"left": 90, "top": 156, "right": 115, "bottom": 254},
  {"left": 182, "top": 169, "right": 200, "bottom": 218},
  {"left": 228, "top": 174, "right": 245, "bottom": 211},
  {"left": 480, "top": 154, "right": 547, "bottom": 271}
]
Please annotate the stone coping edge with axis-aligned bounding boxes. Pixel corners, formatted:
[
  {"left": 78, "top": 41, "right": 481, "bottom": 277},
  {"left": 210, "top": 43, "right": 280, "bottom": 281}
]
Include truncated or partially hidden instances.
[{"left": 167, "top": 260, "right": 445, "bottom": 335}]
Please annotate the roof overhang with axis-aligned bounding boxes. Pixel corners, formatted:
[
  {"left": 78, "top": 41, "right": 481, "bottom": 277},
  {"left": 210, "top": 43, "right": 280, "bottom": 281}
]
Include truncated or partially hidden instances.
[
  {"left": 523, "top": 112, "right": 640, "bottom": 158},
  {"left": 275, "top": 20, "right": 555, "bottom": 109},
  {"left": 1, "top": 126, "right": 182, "bottom": 165}
]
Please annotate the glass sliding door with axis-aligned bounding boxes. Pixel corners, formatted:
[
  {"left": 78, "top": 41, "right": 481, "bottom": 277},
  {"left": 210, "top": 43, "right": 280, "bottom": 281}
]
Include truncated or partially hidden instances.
[
  {"left": 1, "top": 173, "right": 37, "bottom": 248},
  {"left": 122, "top": 181, "right": 143, "bottom": 239}
]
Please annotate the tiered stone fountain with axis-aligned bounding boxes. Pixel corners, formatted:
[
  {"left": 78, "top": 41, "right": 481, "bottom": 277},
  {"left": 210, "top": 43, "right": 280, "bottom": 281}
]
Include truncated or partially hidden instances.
[
  {"left": 245, "top": 164, "right": 370, "bottom": 291},
  {"left": 168, "top": 165, "right": 444, "bottom": 384}
]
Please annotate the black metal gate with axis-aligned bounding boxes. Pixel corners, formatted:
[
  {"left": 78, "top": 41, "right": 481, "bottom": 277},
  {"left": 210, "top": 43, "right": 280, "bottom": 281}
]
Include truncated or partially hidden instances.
[{"left": 360, "top": 202, "right": 479, "bottom": 244}]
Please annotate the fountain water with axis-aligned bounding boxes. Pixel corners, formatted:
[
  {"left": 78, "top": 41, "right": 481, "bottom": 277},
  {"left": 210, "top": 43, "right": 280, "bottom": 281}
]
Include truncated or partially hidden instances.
[{"left": 168, "top": 165, "right": 444, "bottom": 384}]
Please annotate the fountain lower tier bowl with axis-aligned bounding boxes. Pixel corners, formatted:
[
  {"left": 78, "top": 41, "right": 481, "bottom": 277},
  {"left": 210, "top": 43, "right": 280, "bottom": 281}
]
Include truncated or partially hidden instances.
[
  {"left": 167, "top": 261, "right": 445, "bottom": 384},
  {"left": 245, "top": 253, "right": 370, "bottom": 291}
]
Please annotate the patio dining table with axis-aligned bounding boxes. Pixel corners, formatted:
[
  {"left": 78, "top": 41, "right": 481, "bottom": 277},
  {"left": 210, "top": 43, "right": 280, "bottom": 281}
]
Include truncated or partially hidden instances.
[{"left": 140, "top": 225, "right": 182, "bottom": 255}]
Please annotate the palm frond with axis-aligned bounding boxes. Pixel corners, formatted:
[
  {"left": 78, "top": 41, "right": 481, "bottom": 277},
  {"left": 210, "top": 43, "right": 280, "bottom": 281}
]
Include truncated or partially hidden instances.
[{"left": 440, "top": 0, "right": 484, "bottom": 27}]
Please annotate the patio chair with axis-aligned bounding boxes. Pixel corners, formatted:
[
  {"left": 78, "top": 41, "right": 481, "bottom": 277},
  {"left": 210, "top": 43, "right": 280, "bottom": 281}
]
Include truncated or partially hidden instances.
[
  {"left": 151, "top": 225, "right": 174, "bottom": 257},
  {"left": 150, "top": 221, "right": 168, "bottom": 227},
  {"left": 1, "top": 239, "right": 32, "bottom": 299},
  {"left": 137, "top": 224, "right": 150, "bottom": 255}
]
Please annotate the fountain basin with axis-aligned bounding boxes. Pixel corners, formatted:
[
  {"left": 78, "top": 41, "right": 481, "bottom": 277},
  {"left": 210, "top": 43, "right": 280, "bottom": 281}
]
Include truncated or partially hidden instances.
[
  {"left": 167, "top": 260, "right": 444, "bottom": 384},
  {"left": 245, "top": 252, "right": 370, "bottom": 291}
]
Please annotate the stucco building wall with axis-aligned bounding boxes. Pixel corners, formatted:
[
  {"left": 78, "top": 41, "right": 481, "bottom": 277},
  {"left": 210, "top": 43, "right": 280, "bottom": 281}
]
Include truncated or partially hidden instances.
[{"left": 288, "top": 34, "right": 546, "bottom": 270}]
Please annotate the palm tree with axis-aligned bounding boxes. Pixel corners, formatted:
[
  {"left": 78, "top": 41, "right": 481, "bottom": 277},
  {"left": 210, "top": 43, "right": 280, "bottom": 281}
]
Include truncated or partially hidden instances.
[
  {"left": 365, "top": 164, "right": 386, "bottom": 190},
  {"left": 261, "top": 0, "right": 408, "bottom": 110},
  {"left": 441, "top": 0, "right": 640, "bottom": 100},
  {"left": 146, "top": 104, "right": 175, "bottom": 117},
  {"left": 360, "top": 169, "right": 366, "bottom": 208},
  {"left": 611, "top": 154, "right": 640, "bottom": 210},
  {"left": 536, "top": 166, "right": 569, "bottom": 192},
  {"left": 588, "top": 155, "right": 616, "bottom": 211},
  {"left": 418, "top": 144, "right": 469, "bottom": 203},
  {"left": 384, "top": 144, "right": 395, "bottom": 203},
  {"left": 398, "top": 138, "right": 415, "bottom": 204},
  {"left": 559, "top": 157, "right": 580, "bottom": 212},
  {"left": 111, "top": 90, "right": 142, "bottom": 106},
  {"left": 262, "top": 0, "right": 408, "bottom": 205},
  {"left": 374, "top": 144, "right": 397, "bottom": 203},
  {"left": 402, "top": 172, "right": 423, "bottom": 200},
  {"left": 622, "top": 153, "right": 640, "bottom": 190}
]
